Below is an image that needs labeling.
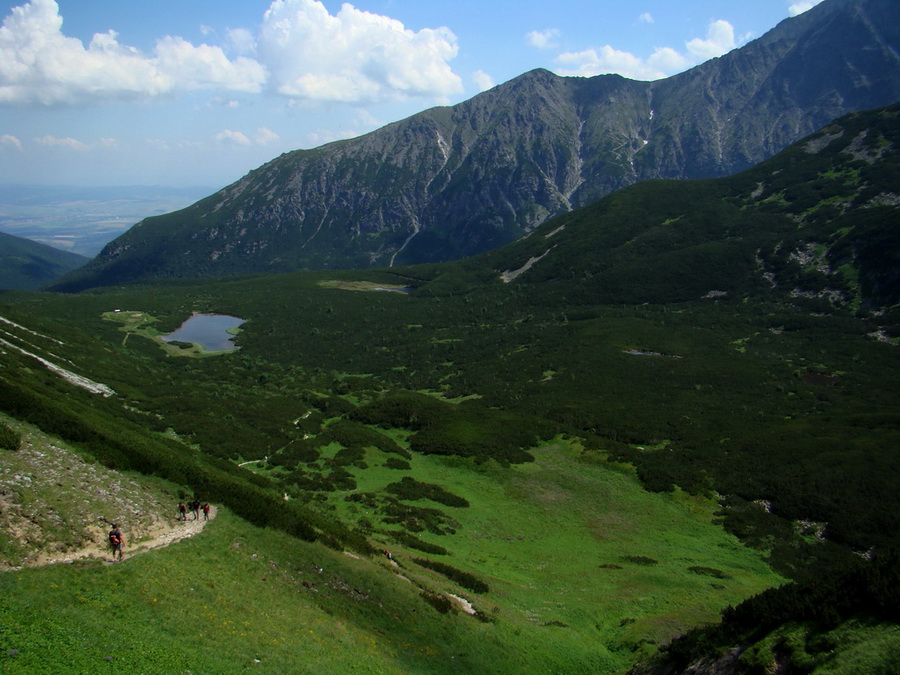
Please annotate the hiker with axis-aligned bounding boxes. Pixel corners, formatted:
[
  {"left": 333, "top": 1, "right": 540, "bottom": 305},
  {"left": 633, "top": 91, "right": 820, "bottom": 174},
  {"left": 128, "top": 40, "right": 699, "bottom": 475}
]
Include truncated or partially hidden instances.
[
  {"left": 108, "top": 524, "right": 124, "bottom": 561},
  {"left": 202, "top": 503, "right": 211, "bottom": 520},
  {"left": 192, "top": 499, "right": 201, "bottom": 520},
  {"left": 178, "top": 502, "right": 187, "bottom": 521}
]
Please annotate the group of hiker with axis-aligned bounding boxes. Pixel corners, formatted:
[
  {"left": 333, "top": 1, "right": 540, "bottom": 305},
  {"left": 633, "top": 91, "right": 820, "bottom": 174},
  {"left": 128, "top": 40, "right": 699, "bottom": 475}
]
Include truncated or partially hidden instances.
[
  {"left": 178, "top": 499, "right": 211, "bottom": 521},
  {"left": 107, "top": 499, "right": 212, "bottom": 561}
]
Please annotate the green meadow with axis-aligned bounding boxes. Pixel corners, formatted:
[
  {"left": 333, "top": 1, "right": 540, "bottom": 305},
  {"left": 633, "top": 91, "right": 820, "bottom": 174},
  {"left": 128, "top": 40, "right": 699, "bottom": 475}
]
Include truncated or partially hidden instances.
[{"left": 1, "top": 432, "right": 781, "bottom": 674}]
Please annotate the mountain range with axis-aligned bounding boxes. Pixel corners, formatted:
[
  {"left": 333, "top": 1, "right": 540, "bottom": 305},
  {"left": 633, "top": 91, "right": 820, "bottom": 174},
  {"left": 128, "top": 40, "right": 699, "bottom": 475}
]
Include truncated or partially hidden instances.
[
  {"left": 52, "top": 0, "right": 900, "bottom": 292},
  {"left": 2, "top": 96, "right": 899, "bottom": 675}
]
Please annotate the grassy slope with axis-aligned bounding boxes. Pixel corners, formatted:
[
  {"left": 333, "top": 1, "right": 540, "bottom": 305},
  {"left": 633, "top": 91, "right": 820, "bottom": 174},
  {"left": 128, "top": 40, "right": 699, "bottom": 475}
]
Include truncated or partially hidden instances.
[
  {"left": 0, "top": 419, "right": 780, "bottom": 674},
  {"left": 330, "top": 439, "right": 781, "bottom": 657},
  {"left": 0, "top": 415, "right": 180, "bottom": 568}
]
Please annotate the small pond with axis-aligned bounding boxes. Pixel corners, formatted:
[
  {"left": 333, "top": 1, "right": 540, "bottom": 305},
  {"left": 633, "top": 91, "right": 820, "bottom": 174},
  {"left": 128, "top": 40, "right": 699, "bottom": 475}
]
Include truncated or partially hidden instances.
[{"left": 162, "top": 313, "right": 244, "bottom": 352}]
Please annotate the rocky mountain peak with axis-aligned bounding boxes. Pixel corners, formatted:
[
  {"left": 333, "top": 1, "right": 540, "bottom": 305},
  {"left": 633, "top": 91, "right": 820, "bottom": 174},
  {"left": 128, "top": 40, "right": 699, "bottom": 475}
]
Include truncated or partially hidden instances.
[{"left": 53, "top": 0, "right": 900, "bottom": 292}]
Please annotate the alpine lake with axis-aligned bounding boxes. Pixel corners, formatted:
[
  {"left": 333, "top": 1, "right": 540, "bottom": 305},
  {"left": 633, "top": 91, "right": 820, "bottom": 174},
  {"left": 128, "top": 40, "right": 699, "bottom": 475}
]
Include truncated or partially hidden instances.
[
  {"left": 161, "top": 313, "right": 244, "bottom": 352},
  {"left": 101, "top": 310, "right": 245, "bottom": 357}
]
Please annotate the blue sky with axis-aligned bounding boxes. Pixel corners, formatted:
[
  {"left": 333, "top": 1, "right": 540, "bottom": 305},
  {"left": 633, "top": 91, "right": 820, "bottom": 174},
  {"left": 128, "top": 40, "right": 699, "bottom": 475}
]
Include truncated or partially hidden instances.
[{"left": 0, "top": 0, "right": 825, "bottom": 189}]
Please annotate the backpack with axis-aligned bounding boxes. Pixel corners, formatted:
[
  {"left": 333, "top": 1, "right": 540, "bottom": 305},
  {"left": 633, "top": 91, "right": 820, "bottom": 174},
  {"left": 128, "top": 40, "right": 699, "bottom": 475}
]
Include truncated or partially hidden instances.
[{"left": 109, "top": 531, "right": 121, "bottom": 546}]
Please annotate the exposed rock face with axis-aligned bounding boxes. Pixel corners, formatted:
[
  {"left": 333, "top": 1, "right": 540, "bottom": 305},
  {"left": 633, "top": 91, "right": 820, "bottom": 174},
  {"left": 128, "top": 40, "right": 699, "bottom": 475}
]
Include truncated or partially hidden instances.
[{"left": 55, "top": 0, "right": 900, "bottom": 291}]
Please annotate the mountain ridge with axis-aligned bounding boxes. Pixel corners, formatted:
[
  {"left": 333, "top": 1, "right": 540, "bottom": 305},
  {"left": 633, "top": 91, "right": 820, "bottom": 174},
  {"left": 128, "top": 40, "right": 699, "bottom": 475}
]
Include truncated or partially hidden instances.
[
  {"left": 53, "top": 0, "right": 900, "bottom": 291},
  {"left": 450, "top": 102, "right": 900, "bottom": 312},
  {"left": 0, "top": 230, "right": 88, "bottom": 290}
]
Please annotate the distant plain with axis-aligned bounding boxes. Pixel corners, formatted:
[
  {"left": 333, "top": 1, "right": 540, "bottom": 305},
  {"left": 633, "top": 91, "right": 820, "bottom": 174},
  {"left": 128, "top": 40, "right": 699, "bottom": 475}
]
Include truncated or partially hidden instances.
[{"left": 0, "top": 185, "right": 212, "bottom": 257}]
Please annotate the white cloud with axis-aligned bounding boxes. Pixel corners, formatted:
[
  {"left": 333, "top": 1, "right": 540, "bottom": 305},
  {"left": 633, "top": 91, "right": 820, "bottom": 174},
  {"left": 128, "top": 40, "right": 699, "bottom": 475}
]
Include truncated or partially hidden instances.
[
  {"left": 686, "top": 20, "right": 737, "bottom": 61},
  {"left": 35, "top": 134, "right": 89, "bottom": 150},
  {"left": 354, "top": 109, "right": 381, "bottom": 129},
  {"left": 153, "top": 35, "right": 265, "bottom": 94},
  {"left": 306, "top": 110, "right": 383, "bottom": 146},
  {"left": 638, "top": 13, "right": 654, "bottom": 24},
  {"left": 0, "top": 0, "right": 464, "bottom": 108},
  {"left": 555, "top": 19, "right": 739, "bottom": 81},
  {"left": 0, "top": 0, "right": 266, "bottom": 105},
  {"left": 556, "top": 46, "right": 668, "bottom": 81},
  {"left": 211, "top": 127, "right": 280, "bottom": 147},
  {"left": 473, "top": 70, "right": 495, "bottom": 92},
  {"left": 788, "top": 1, "right": 825, "bottom": 16},
  {"left": 214, "top": 129, "right": 252, "bottom": 146},
  {"left": 526, "top": 28, "right": 561, "bottom": 49},
  {"left": 0, "top": 133, "right": 22, "bottom": 150},
  {"left": 257, "top": 0, "right": 462, "bottom": 103},
  {"left": 226, "top": 28, "right": 256, "bottom": 56},
  {"left": 254, "top": 127, "right": 280, "bottom": 145},
  {"left": 646, "top": 47, "right": 692, "bottom": 74}
]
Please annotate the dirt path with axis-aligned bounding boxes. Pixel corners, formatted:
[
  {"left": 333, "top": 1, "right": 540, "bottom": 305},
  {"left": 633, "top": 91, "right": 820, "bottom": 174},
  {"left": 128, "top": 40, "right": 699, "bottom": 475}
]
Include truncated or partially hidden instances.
[
  {"left": 36, "top": 507, "right": 218, "bottom": 567},
  {"left": 0, "top": 417, "right": 219, "bottom": 571}
]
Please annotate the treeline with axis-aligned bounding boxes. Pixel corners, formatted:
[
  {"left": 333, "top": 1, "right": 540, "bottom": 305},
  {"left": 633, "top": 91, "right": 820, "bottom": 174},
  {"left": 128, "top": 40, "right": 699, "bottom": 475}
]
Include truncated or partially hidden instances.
[
  {"left": 614, "top": 412, "right": 900, "bottom": 559},
  {"left": 643, "top": 551, "right": 900, "bottom": 672}
]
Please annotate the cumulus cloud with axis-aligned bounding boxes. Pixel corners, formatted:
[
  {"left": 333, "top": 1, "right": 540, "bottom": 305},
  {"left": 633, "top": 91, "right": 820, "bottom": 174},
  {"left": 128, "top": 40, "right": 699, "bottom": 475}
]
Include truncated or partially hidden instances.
[
  {"left": 638, "top": 13, "right": 654, "bottom": 24},
  {"left": 0, "top": 0, "right": 265, "bottom": 105},
  {"left": 555, "top": 41, "right": 700, "bottom": 81},
  {"left": 788, "top": 1, "right": 825, "bottom": 16},
  {"left": 473, "top": 70, "right": 495, "bottom": 92},
  {"left": 0, "top": 134, "right": 22, "bottom": 150},
  {"left": 254, "top": 127, "right": 280, "bottom": 145},
  {"left": 554, "top": 18, "right": 738, "bottom": 80},
  {"left": 226, "top": 28, "right": 257, "bottom": 56},
  {"left": 214, "top": 129, "right": 252, "bottom": 146},
  {"left": 0, "top": 0, "right": 462, "bottom": 107},
  {"left": 526, "top": 28, "right": 561, "bottom": 49},
  {"left": 257, "top": 0, "right": 462, "bottom": 103},
  {"left": 212, "top": 127, "right": 281, "bottom": 147},
  {"left": 685, "top": 20, "right": 737, "bottom": 61}
]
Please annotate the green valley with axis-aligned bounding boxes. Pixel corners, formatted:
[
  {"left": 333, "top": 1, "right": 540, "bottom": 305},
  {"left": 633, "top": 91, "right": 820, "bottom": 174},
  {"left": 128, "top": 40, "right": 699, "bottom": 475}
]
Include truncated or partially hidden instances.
[{"left": 1, "top": 105, "right": 899, "bottom": 672}]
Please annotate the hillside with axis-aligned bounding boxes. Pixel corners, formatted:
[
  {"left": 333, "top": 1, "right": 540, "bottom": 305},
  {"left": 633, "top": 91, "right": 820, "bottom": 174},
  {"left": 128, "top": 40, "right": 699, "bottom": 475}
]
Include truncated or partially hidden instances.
[
  {"left": 0, "top": 392, "right": 783, "bottom": 672},
  {"left": 2, "top": 103, "right": 899, "bottom": 671},
  {"left": 52, "top": 0, "right": 900, "bottom": 291},
  {"left": 462, "top": 102, "right": 900, "bottom": 310},
  {"left": 0, "top": 231, "right": 87, "bottom": 290}
]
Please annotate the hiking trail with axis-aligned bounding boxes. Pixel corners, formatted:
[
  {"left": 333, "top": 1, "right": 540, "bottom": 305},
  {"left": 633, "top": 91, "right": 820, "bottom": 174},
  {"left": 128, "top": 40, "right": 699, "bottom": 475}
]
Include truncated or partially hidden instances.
[
  {"left": 0, "top": 420, "right": 218, "bottom": 571},
  {"left": 38, "top": 507, "right": 218, "bottom": 567}
]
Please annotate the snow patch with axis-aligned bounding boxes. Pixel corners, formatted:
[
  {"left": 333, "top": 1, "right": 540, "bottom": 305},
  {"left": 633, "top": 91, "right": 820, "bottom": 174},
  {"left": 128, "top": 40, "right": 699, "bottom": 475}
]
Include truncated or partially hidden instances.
[
  {"left": 0, "top": 336, "right": 115, "bottom": 397},
  {"left": 500, "top": 248, "right": 554, "bottom": 283},
  {"left": 448, "top": 594, "right": 477, "bottom": 615}
]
